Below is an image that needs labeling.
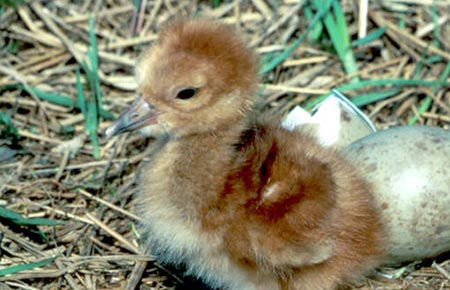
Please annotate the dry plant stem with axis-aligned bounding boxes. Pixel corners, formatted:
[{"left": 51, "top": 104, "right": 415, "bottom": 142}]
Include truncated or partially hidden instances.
[
  {"left": 415, "top": 15, "right": 448, "bottom": 38},
  {"left": 5, "top": 282, "right": 40, "bottom": 290},
  {"left": 141, "top": 0, "right": 163, "bottom": 35},
  {"left": 250, "top": 1, "right": 303, "bottom": 47},
  {"left": 370, "top": 11, "right": 450, "bottom": 61},
  {"left": 327, "top": 57, "right": 408, "bottom": 89},
  {"left": 368, "top": 89, "right": 416, "bottom": 118},
  {"left": 126, "top": 244, "right": 153, "bottom": 290},
  {"left": 432, "top": 262, "right": 450, "bottom": 281},
  {"left": 54, "top": 259, "right": 82, "bottom": 290},
  {"left": 283, "top": 56, "right": 330, "bottom": 67},
  {"left": 30, "top": 3, "right": 85, "bottom": 65},
  {"left": 15, "top": 49, "right": 66, "bottom": 70},
  {"left": 31, "top": 202, "right": 95, "bottom": 225},
  {"left": 78, "top": 188, "right": 140, "bottom": 221},
  {"left": 55, "top": 148, "right": 70, "bottom": 181},
  {"left": 0, "top": 65, "right": 50, "bottom": 136},
  {"left": 0, "top": 225, "right": 44, "bottom": 256},
  {"left": 85, "top": 212, "right": 140, "bottom": 254},
  {"left": 0, "top": 269, "right": 66, "bottom": 282},
  {"left": 358, "top": 0, "right": 369, "bottom": 38},
  {"left": 18, "top": 129, "right": 62, "bottom": 144},
  {"left": 64, "top": 5, "right": 134, "bottom": 23},
  {"left": 261, "top": 83, "right": 329, "bottom": 95}
]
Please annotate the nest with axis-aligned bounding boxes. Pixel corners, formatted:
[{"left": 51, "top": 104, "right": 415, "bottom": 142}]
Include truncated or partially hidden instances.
[{"left": 0, "top": 0, "right": 449, "bottom": 289}]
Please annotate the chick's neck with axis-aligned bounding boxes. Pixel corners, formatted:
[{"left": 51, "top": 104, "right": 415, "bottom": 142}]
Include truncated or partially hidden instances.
[{"left": 155, "top": 113, "right": 250, "bottom": 214}]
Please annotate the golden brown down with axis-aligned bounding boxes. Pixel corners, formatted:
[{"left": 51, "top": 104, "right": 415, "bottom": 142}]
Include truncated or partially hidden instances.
[{"left": 106, "top": 19, "right": 386, "bottom": 290}]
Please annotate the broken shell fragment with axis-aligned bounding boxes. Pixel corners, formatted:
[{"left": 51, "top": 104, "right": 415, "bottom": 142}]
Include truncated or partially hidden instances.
[{"left": 282, "top": 90, "right": 376, "bottom": 148}]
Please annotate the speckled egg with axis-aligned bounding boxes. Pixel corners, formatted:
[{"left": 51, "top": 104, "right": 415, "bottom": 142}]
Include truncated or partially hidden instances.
[{"left": 344, "top": 126, "right": 450, "bottom": 265}]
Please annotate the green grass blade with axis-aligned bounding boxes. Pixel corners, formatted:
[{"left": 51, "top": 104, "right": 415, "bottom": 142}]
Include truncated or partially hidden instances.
[
  {"left": 30, "top": 87, "right": 76, "bottom": 107},
  {"left": 0, "top": 206, "right": 64, "bottom": 226},
  {"left": 438, "top": 62, "right": 450, "bottom": 85},
  {"left": 311, "top": 0, "right": 358, "bottom": 79},
  {"left": 305, "top": 89, "right": 399, "bottom": 110},
  {"left": 1, "top": 84, "right": 114, "bottom": 120},
  {"left": 409, "top": 61, "right": 450, "bottom": 124},
  {"left": 133, "top": 0, "right": 141, "bottom": 10},
  {"left": 0, "top": 257, "right": 57, "bottom": 276},
  {"left": 304, "top": 75, "right": 450, "bottom": 110},
  {"left": 304, "top": 94, "right": 329, "bottom": 110},
  {"left": 352, "top": 27, "right": 387, "bottom": 47},
  {"left": 88, "top": 17, "right": 103, "bottom": 110},
  {"left": 424, "top": 55, "right": 443, "bottom": 64},
  {"left": 87, "top": 98, "right": 100, "bottom": 159},
  {"left": 1, "top": 0, "right": 26, "bottom": 9},
  {"left": 76, "top": 17, "right": 103, "bottom": 159},
  {"left": 304, "top": 5, "right": 323, "bottom": 42},
  {"left": 333, "top": 0, "right": 350, "bottom": 47},
  {"left": 352, "top": 89, "right": 400, "bottom": 107},
  {"left": 259, "top": 0, "right": 331, "bottom": 75},
  {"left": 431, "top": 4, "right": 441, "bottom": 49},
  {"left": 338, "top": 78, "right": 450, "bottom": 91},
  {"left": 211, "top": 0, "right": 222, "bottom": 8},
  {"left": 408, "top": 96, "right": 432, "bottom": 125},
  {"left": 0, "top": 112, "right": 19, "bottom": 137}
]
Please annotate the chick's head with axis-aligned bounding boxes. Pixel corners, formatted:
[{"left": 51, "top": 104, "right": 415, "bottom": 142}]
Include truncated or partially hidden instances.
[{"left": 107, "top": 20, "right": 258, "bottom": 138}]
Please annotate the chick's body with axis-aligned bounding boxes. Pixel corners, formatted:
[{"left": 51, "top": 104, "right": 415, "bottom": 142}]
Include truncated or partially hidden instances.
[{"left": 107, "top": 20, "right": 385, "bottom": 290}]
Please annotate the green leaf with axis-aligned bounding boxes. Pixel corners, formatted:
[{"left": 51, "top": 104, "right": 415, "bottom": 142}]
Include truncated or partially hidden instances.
[
  {"left": 304, "top": 5, "right": 323, "bottom": 41},
  {"left": 338, "top": 78, "right": 450, "bottom": 91},
  {"left": 0, "top": 85, "right": 114, "bottom": 120},
  {"left": 409, "top": 61, "right": 450, "bottom": 124},
  {"left": 304, "top": 94, "right": 328, "bottom": 110},
  {"left": 210, "top": 0, "right": 222, "bottom": 8},
  {"left": 88, "top": 17, "right": 103, "bottom": 110},
  {"left": 311, "top": 0, "right": 358, "bottom": 80},
  {"left": 408, "top": 96, "right": 432, "bottom": 125},
  {"left": 431, "top": 4, "right": 441, "bottom": 49},
  {"left": 0, "top": 0, "right": 26, "bottom": 9},
  {"left": 304, "top": 76, "right": 450, "bottom": 110},
  {"left": 352, "top": 89, "right": 400, "bottom": 107},
  {"left": 0, "top": 113, "right": 18, "bottom": 137},
  {"left": 352, "top": 27, "right": 387, "bottom": 47},
  {"left": 259, "top": 0, "right": 330, "bottom": 75},
  {"left": 333, "top": 0, "right": 349, "bottom": 47},
  {"left": 133, "top": 0, "right": 141, "bottom": 10},
  {"left": 83, "top": 17, "right": 102, "bottom": 159},
  {"left": 0, "top": 257, "right": 57, "bottom": 276},
  {"left": 0, "top": 206, "right": 65, "bottom": 226}
]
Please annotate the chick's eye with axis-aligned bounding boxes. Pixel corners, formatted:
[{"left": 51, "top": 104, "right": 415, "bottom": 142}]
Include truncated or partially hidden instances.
[{"left": 176, "top": 88, "right": 197, "bottom": 100}]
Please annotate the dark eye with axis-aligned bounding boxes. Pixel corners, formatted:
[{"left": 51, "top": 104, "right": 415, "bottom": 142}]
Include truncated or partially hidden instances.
[{"left": 176, "top": 88, "right": 197, "bottom": 100}]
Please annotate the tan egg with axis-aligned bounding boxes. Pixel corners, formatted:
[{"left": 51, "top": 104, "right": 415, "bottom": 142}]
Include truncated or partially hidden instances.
[{"left": 344, "top": 126, "right": 450, "bottom": 265}]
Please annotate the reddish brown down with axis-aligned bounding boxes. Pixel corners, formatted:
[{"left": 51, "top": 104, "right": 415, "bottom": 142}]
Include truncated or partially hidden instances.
[{"left": 107, "top": 19, "right": 386, "bottom": 290}]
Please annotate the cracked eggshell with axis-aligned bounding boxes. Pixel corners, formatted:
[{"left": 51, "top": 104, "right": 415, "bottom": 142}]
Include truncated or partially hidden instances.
[
  {"left": 344, "top": 126, "right": 450, "bottom": 265},
  {"left": 282, "top": 91, "right": 376, "bottom": 148}
]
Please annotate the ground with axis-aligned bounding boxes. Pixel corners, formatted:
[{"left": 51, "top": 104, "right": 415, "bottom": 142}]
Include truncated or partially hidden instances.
[{"left": 0, "top": 0, "right": 450, "bottom": 289}]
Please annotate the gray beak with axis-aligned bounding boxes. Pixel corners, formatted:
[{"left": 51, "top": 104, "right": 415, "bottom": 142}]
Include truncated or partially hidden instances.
[{"left": 105, "top": 96, "right": 160, "bottom": 138}]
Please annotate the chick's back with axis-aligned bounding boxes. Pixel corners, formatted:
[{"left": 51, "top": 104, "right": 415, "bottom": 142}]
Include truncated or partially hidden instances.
[{"left": 200, "top": 122, "right": 386, "bottom": 289}]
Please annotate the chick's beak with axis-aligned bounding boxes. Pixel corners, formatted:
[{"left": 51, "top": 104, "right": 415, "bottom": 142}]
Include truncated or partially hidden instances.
[{"left": 105, "top": 96, "right": 160, "bottom": 138}]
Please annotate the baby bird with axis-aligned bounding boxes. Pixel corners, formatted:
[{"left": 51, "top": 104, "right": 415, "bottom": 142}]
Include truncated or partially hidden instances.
[{"left": 106, "top": 20, "right": 385, "bottom": 290}]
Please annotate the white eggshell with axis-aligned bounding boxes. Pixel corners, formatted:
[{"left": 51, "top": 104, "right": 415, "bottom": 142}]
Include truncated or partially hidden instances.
[
  {"left": 282, "top": 91, "right": 376, "bottom": 148},
  {"left": 344, "top": 126, "right": 450, "bottom": 265}
]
